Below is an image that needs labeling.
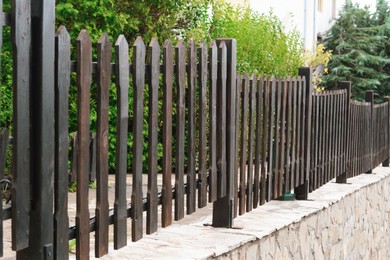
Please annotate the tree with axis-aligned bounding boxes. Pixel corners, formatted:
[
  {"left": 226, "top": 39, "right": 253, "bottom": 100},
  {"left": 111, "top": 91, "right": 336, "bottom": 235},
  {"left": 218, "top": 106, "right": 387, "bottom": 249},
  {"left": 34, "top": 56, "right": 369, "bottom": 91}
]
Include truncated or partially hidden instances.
[{"left": 323, "top": 0, "right": 390, "bottom": 100}]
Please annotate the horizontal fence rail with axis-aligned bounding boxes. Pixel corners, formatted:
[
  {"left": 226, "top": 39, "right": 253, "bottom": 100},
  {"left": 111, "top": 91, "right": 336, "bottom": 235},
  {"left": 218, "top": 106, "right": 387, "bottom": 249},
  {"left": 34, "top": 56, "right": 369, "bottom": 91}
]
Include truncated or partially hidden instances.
[{"left": 1, "top": 20, "right": 390, "bottom": 259}]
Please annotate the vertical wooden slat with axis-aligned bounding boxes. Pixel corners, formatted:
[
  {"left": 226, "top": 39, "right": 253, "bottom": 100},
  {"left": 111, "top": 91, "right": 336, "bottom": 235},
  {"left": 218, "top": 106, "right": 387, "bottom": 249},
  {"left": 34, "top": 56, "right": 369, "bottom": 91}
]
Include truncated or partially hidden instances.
[
  {"left": 253, "top": 76, "right": 263, "bottom": 208},
  {"left": 273, "top": 79, "right": 281, "bottom": 199},
  {"left": 267, "top": 77, "right": 276, "bottom": 201},
  {"left": 95, "top": 33, "right": 111, "bottom": 257},
  {"left": 239, "top": 74, "right": 249, "bottom": 214},
  {"left": 279, "top": 78, "right": 287, "bottom": 197},
  {"left": 0, "top": 129, "right": 8, "bottom": 257},
  {"left": 329, "top": 93, "right": 334, "bottom": 180},
  {"left": 187, "top": 39, "right": 197, "bottom": 214},
  {"left": 175, "top": 39, "right": 186, "bottom": 221},
  {"left": 260, "top": 77, "right": 269, "bottom": 204},
  {"left": 216, "top": 42, "right": 227, "bottom": 199},
  {"left": 383, "top": 96, "right": 390, "bottom": 166},
  {"left": 365, "top": 90, "right": 374, "bottom": 173},
  {"left": 198, "top": 41, "right": 208, "bottom": 208},
  {"left": 11, "top": 0, "right": 31, "bottom": 251},
  {"left": 234, "top": 73, "right": 241, "bottom": 215},
  {"left": 114, "top": 35, "right": 128, "bottom": 249},
  {"left": 246, "top": 76, "right": 256, "bottom": 212},
  {"left": 284, "top": 78, "right": 292, "bottom": 192},
  {"left": 290, "top": 78, "right": 297, "bottom": 191},
  {"left": 75, "top": 29, "right": 92, "bottom": 259},
  {"left": 161, "top": 40, "right": 173, "bottom": 227},
  {"left": 54, "top": 26, "right": 71, "bottom": 259},
  {"left": 300, "top": 77, "right": 307, "bottom": 186},
  {"left": 314, "top": 93, "right": 320, "bottom": 190},
  {"left": 147, "top": 38, "right": 159, "bottom": 235},
  {"left": 208, "top": 42, "right": 218, "bottom": 203},
  {"left": 294, "top": 78, "right": 302, "bottom": 187},
  {"left": 132, "top": 37, "right": 146, "bottom": 242},
  {"left": 325, "top": 93, "right": 330, "bottom": 183}
]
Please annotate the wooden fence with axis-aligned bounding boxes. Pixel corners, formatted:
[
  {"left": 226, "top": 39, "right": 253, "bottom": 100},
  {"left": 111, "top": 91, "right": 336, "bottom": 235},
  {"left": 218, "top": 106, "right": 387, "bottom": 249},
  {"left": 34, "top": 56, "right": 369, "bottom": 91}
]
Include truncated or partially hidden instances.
[{"left": 1, "top": 5, "right": 390, "bottom": 259}]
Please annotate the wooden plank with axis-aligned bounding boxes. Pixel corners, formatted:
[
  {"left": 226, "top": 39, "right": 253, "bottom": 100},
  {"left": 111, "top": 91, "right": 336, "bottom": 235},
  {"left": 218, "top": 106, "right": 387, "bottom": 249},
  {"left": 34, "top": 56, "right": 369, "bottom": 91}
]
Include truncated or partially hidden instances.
[
  {"left": 11, "top": 0, "right": 31, "bottom": 251},
  {"left": 216, "top": 42, "right": 227, "bottom": 198},
  {"left": 267, "top": 77, "right": 276, "bottom": 201},
  {"left": 0, "top": 128, "right": 9, "bottom": 257},
  {"left": 114, "top": 35, "right": 128, "bottom": 249},
  {"left": 329, "top": 93, "right": 334, "bottom": 180},
  {"left": 313, "top": 93, "right": 320, "bottom": 190},
  {"left": 334, "top": 92, "right": 340, "bottom": 180},
  {"left": 131, "top": 37, "right": 146, "bottom": 242},
  {"left": 284, "top": 77, "right": 293, "bottom": 192},
  {"left": 239, "top": 74, "right": 249, "bottom": 214},
  {"left": 246, "top": 76, "right": 256, "bottom": 211},
  {"left": 187, "top": 39, "right": 197, "bottom": 214},
  {"left": 299, "top": 77, "right": 306, "bottom": 186},
  {"left": 162, "top": 40, "right": 173, "bottom": 227},
  {"left": 95, "top": 33, "right": 111, "bottom": 257},
  {"left": 261, "top": 77, "right": 269, "bottom": 203},
  {"left": 175, "top": 39, "right": 186, "bottom": 221},
  {"left": 273, "top": 79, "right": 281, "bottom": 199},
  {"left": 54, "top": 26, "right": 71, "bottom": 259},
  {"left": 208, "top": 42, "right": 218, "bottom": 203},
  {"left": 279, "top": 78, "right": 287, "bottom": 197},
  {"left": 365, "top": 90, "right": 374, "bottom": 173},
  {"left": 295, "top": 78, "right": 302, "bottom": 187},
  {"left": 234, "top": 73, "right": 241, "bottom": 215},
  {"left": 76, "top": 29, "right": 92, "bottom": 259},
  {"left": 253, "top": 76, "right": 263, "bottom": 208},
  {"left": 198, "top": 41, "right": 208, "bottom": 208},
  {"left": 290, "top": 78, "right": 297, "bottom": 191},
  {"left": 147, "top": 38, "right": 159, "bottom": 234}
]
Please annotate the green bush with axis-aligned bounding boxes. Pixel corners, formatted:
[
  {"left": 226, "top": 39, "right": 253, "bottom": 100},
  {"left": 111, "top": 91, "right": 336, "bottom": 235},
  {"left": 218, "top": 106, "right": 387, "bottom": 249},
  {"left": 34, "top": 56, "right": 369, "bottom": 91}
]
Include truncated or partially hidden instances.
[{"left": 208, "top": 2, "right": 304, "bottom": 76}]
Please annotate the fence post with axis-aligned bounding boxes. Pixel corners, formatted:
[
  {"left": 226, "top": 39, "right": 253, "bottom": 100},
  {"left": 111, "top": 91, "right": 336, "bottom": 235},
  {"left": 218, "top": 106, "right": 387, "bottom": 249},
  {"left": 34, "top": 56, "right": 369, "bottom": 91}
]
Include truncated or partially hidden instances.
[
  {"left": 336, "top": 81, "right": 351, "bottom": 183},
  {"left": 382, "top": 96, "right": 390, "bottom": 167},
  {"left": 17, "top": 0, "right": 56, "bottom": 258},
  {"left": 212, "top": 38, "right": 236, "bottom": 228},
  {"left": 295, "top": 67, "right": 312, "bottom": 200},
  {"left": 365, "top": 90, "right": 374, "bottom": 173}
]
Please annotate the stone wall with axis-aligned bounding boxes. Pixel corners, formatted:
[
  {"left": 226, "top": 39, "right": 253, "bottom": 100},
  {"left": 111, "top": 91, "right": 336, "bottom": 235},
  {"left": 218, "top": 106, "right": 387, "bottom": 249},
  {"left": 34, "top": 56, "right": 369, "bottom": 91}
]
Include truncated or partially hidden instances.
[{"left": 216, "top": 169, "right": 390, "bottom": 259}]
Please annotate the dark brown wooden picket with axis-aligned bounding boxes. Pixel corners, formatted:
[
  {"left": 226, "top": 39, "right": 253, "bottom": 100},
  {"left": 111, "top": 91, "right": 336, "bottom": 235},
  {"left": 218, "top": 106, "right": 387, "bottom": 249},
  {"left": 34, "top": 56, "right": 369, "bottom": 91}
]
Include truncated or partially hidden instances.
[
  {"left": 161, "top": 39, "right": 173, "bottom": 227},
  {"left": 114, "top": 35, "right": 129, "bottom": 249},
  {"left": 76, "top": 29, "right": 92, "bottom": 259},
  {"left": 208, "top": 42, "right": 218, "bottom": 203},
  {"left": 95, "top": 33, "right": 111, "bottom": 257},
  {"left": 175, "top": 40, "right": 186, "bottom": 221},
  {"left": 198, "top": 41, "right": 208, "bottom": 208},
  {"left": 54, "top": 26, "right": 71, "bottom": 258},
  {"left": 131, "top": 37, "right": 146, "bottom": 242},
  {"left": 147, "top": 38, "right": 159, "bottom": 235}
]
